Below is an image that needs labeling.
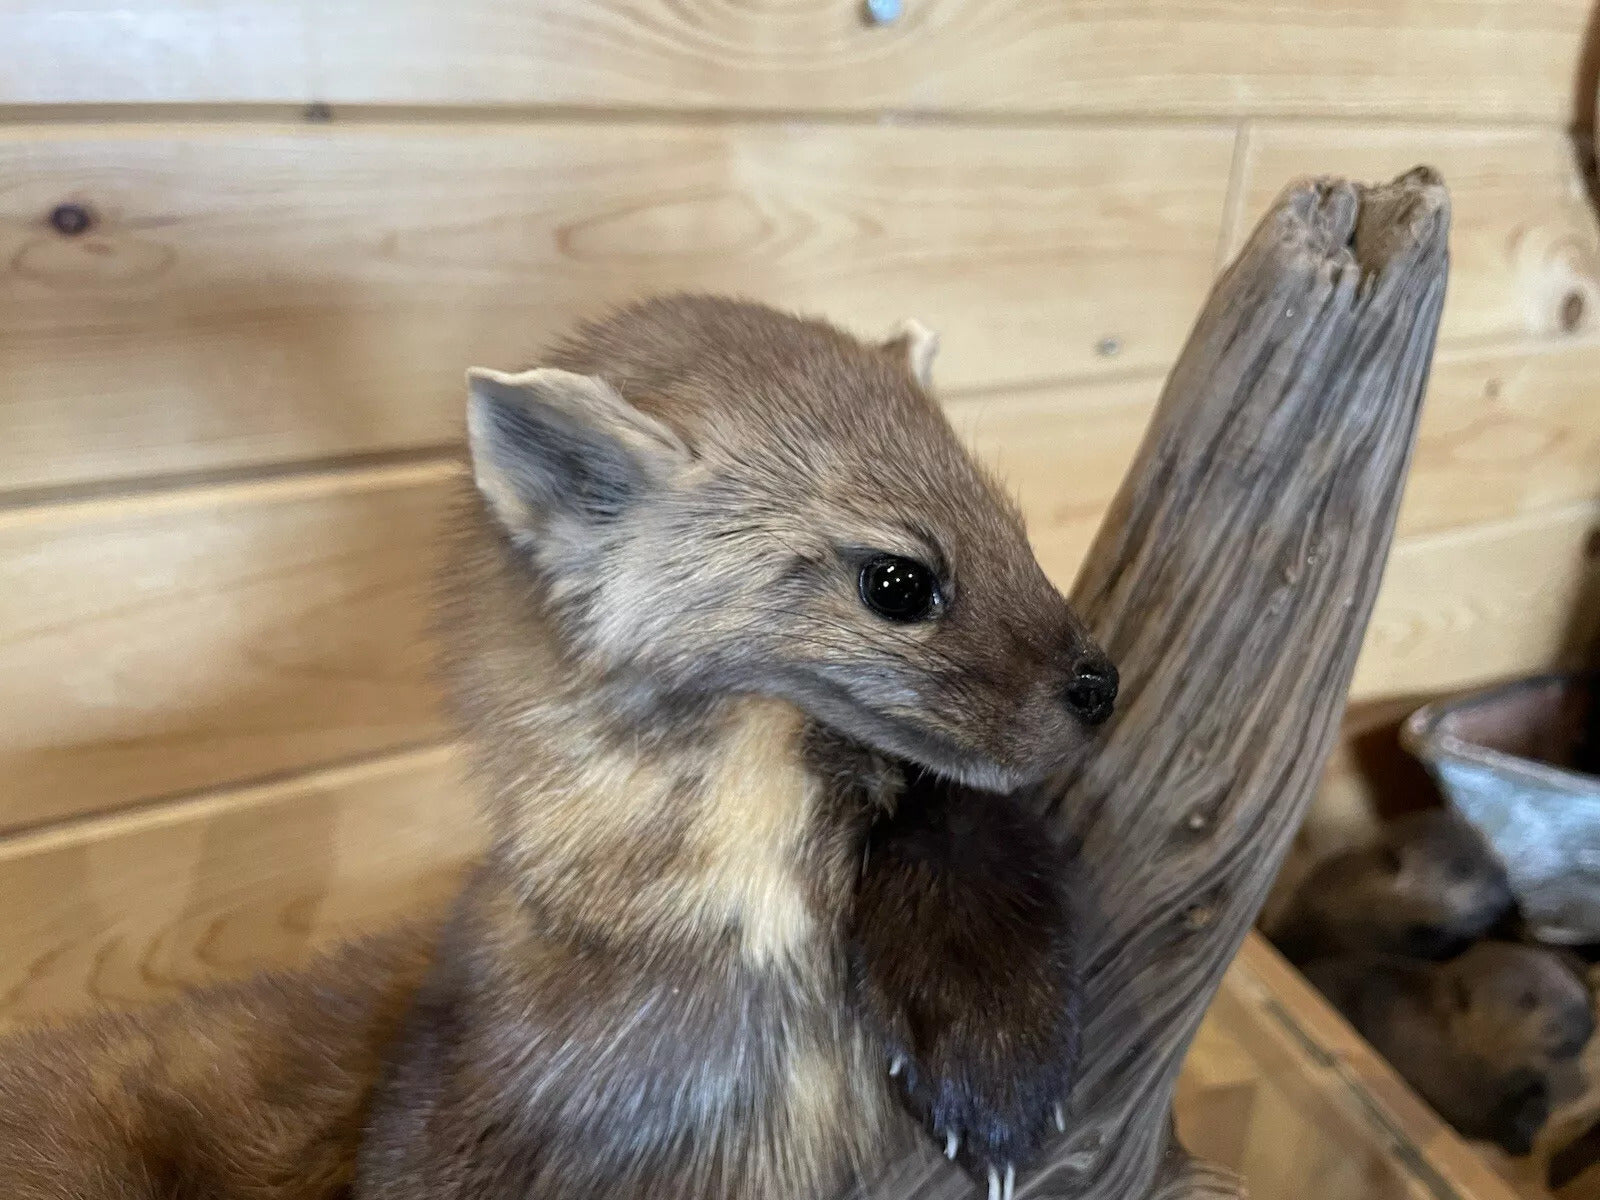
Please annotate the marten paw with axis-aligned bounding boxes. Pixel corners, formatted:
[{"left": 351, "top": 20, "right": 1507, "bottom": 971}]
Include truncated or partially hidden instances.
[
  {"left": 850, "top": 780, "right": 1079, "bottom": 1197},
  {"left": 882, "top": 1024, "right": 1074, "bottom": 1198}
]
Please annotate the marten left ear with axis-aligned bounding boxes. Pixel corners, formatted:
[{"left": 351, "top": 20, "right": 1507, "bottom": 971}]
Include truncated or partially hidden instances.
[
  {"left": 881, "top": 318, "right": 939, "bottom": 389},
  {"left": 466, "top": 366, "right": 689, "bottom": 532}
]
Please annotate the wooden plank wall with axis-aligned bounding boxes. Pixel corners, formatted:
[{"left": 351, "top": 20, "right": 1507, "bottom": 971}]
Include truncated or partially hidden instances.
[{"left": 3, "top": 2, "right": 1599, "bottom": 1055}]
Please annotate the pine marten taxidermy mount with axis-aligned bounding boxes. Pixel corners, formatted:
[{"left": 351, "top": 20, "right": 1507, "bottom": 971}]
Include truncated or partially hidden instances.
[{"left": 0, "top": 296, "right": 1117, "bottom": 1200}]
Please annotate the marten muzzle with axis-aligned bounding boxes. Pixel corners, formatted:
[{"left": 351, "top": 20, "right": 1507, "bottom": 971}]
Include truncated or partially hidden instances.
[{"left": 1062, "top": 654, "right": 1118, "bottom": 726}]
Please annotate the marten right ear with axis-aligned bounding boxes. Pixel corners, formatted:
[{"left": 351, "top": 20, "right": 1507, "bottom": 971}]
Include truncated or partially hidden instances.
[
  {"left": 466, "top": 367, "right": 689, "bottom": 530},
  {"left": 881, "top": 318, "right": 939, "bottom": 389}
]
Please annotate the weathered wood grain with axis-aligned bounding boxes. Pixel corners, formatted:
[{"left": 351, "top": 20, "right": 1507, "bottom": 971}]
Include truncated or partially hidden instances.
[
  {"left": 0, "top": 121, "right": 1232, "bottom": 492},
  {"left": 861, "top": 170, "right": 1450, "bottom": 1198},
  {"left": 1233, "top": 125, "right": 1600, "bottom": 349},
  {"left": 1040, "top": 169, "right": 1447, "bottom": 1200},
  {"left": 1, "top": 0, "right": 1590, "bottom": 122},
  {"left": 0, "top": 462, "right": 452, "bottom": 834},
  {"left": 0, "top": 745, "right": 478, "bottom": 1032}
]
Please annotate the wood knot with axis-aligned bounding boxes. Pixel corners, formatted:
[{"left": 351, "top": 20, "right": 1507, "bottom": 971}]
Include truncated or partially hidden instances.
[
  {"left": 49, "top": 203, "right": 94, "bottom": 237},
  {"left": 303, "top": 102, "right": 333, "bottom": 123},
  {"left": 1561, "top": 290, "right": 1586, "bottom": 333},
  {"left": 1056, "top": 1126, "right": 1106, "bottom": 1174}
]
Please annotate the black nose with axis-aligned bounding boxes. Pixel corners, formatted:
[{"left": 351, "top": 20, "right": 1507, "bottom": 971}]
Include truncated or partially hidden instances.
[{"left": 1063, "top": 657, "right": 1118, "bottom": 725}]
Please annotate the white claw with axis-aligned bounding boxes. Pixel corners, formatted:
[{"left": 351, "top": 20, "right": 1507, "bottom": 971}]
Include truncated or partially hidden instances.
[
  {"left": 888, "top": 1055, "right": 904, "bottom": 1078},
  {"left": 945, "top": 1130, "right": 958, "bottom": 1160},
  {"left": 1004, "top": 1164, "right": 1016, "bottom": 1200},
  {"left": 988, "top": 1167, "right": 1001, "bottom": 1200},
  {"left": 1053, "top": 1103, "right": 1066, "bottom": 1133}
]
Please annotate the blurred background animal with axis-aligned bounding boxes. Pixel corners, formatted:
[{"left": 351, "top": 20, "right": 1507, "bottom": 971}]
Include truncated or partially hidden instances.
[
  {"left": 1272, "top": 809, "right": 1514, "bottom": 965},
  {"left": 1306, "top": 942, "right": 1595, "bottom": 1155}
]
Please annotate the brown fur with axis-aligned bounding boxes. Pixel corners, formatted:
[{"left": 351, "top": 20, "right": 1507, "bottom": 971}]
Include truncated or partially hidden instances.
[
  {"left": 0, "top": 930, "right": 434, "bottom": 1199},
  {"left": 0, "top": 296, "right": 1110, "bottom": 1199},
  {"left": 1307, "top": 942, "right": 1596, "bottom": 1155},
  {"left": 1273, "top": 808, "right": 1514, "bottom": 964}
]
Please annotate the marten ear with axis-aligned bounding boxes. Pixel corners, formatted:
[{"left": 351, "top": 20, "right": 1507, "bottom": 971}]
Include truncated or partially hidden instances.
[
  {"left": 466, "top": 367, "right": 688, "bottom": 530},
  {"left": 881, "top": 318, "right": 939, "bottom": 388}
]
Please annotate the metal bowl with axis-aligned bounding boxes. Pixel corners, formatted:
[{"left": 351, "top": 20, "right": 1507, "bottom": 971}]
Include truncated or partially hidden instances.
[{"left": 1402, "top": 673, "right": 1600, "bottom": 945}]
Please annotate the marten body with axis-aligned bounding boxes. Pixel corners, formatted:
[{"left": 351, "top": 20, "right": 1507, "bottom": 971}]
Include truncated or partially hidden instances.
[{"left": 0, "top": 298, "right": 1111, "bottom": 1199}]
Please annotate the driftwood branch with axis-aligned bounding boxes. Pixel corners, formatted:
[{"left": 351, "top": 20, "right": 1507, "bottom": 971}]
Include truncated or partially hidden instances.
[{"left": 867, "top": 169, "right": 1451, "bottom": 1199}]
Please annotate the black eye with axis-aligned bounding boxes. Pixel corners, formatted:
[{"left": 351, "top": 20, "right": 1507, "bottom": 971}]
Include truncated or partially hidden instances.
[{"left": 859, "top": 555, "right": 940, "bottom": 623}]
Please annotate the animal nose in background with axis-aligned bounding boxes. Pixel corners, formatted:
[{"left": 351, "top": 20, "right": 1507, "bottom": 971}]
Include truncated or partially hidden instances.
[{"left": 1063, "top": 657, "right": 1119, "bottom": 725}]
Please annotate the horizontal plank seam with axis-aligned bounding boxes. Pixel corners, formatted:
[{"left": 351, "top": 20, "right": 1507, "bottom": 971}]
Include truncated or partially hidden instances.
[
  {"left": 941, "top": 367, "right": 1171, "bottom": 404},
  {"left": 0, "top": 377, "right": 1182, "bottom": 517},
  {"left": 1430, "top": 330, "right": 1600, "bottom": 363},
  {"left": 0, "top": 395, "right": 1592, "bottom": 547},
  {"left": 7, "top": 325, "right": 1598, "bottom": 520},
  {"left": 0, "top": 103, "right": 1578, "bottom": 135},
  {"left": 0, "top": 370, "right": 1591, "bottom": 541},
  {"left": 0, "top": 740, "right": 461, "bottom": 862},
  {"left": 0, "top": 454, "right": 463, "bottom": 527},
  {"left": 1387, "top": 494, "right": 1600, "bottom": 557},
  {"left": 0, "top": 445, "right": 465, "bottom": 518}
]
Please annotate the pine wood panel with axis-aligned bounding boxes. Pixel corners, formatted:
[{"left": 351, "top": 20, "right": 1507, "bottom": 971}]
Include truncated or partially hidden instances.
[
  {"left": 0, "top": 746, "right": 477, "bottom": 1032},
  {"left": 1351, "top": 500, "right": 1600, "bottom": 700},
  {"left": 10, "top": 122, "right": 1597, "bottom": 519},
  {"left": 0, "top": 1, "right": 310, "bottom": 107},
  {"left": 1, "top": 0, "right": 1590, "bottom": 122},
  {"left": 1232, "top": 125, "right": 1600, "bottom": 350},
  {"left": 947, "top": 377, "right": 1157, "bottom": 587},
  {"left": 0, "top": 121, "right": 1233, "bottom": 493},
  {"left": 0, "top": 462, "right": 452, "bottom": 834},
  {"left": 1402, "top": 343, "right": 1600, "bottom": 537}
]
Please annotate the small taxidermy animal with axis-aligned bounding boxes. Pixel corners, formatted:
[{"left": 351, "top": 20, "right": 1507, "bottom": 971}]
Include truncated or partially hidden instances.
[
  {"left": 1306, "top": 942, "right": 1596, "bottom": 1155},
  {"left": 1272, "top": 808, "right": 1514, "bottom": 965},
  {"left": 0, "top": 297, "right": 1117, "bottom": 1200}
]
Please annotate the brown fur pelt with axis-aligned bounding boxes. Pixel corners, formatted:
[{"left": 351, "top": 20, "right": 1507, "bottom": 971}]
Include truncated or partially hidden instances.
[
  {"left": 0, "top": 297, "right": 1114, "bottom": 1200},
  {"left": 0, "top": 931, "right": 434, "bottom": 1200}
]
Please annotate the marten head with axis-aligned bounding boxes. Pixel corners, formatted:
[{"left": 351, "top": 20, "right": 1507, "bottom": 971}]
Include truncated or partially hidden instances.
[
  {"left": 1439, "top": 942, "right": 1596, "bottom": 1069},
  {"left": 1278, "top": 809, "right": 1515, "bottom": 963},
  {"left": 460, "top": 296, "right": 1115, "bottom": 792}
]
